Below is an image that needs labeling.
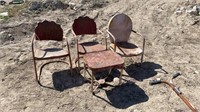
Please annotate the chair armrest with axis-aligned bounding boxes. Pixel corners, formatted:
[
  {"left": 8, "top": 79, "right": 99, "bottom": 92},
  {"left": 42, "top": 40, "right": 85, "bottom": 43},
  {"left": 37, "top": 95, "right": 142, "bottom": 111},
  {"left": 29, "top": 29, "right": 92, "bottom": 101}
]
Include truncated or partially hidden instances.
[
  {"left": 97, "top": 29, "right": 104, "bottom": 35},
  {"left": 66, "top": 38, "right": 71, "bottom": 52},
  {"left": 131, "top": 29, "right": 145, "bottom": 63},
  {"left": 31, "top": 34, "right": 35, "bottom": 45},
  {"left": 31, "top": 34, "right": 37, "bottom": 49},
  {"left": 63, "top": 37, "right": 68, "bottom": 44},
  {"left": 131, "top": 30, "right": 145, "bottom": 39},
  {"left": 97, "top": 29, "right": 108, "bottom": 50},
  {"left": 70, "top": 29, "right": 80, "bottom": 53},
  {"left": 106, "top": 30, "right": 116, "bottom": 41},
  {"left": 97, "top": 29, "right": 106, "bottom": 39},
  {"left": 31, "top": 34, "right": 36, "bottom": 57},
  {"left": 63, "top": 36, "right": 72, "bottom": 53},
  {"left": 71, "top": 28, "right": 76, "bottom": 37},
  {"left": 71, "top": 28, "right": 82, "bottom": 39},
  {"left": 106, "top": 30, "right": 117, "bottom": 51}
]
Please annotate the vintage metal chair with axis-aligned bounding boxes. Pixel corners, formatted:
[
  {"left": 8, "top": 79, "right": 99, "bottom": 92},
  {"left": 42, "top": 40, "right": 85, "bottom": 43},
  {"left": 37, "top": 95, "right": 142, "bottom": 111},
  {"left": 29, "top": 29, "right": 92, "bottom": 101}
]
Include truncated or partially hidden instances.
[
  {"left": 107, "top": 13, "right": 145, "bottom": 63},
  {"left": 72, "top": 16, "right": 107, "bottom": 70},
  {"left": 31, "top": 20, "right": 72, "bottom": 84}
]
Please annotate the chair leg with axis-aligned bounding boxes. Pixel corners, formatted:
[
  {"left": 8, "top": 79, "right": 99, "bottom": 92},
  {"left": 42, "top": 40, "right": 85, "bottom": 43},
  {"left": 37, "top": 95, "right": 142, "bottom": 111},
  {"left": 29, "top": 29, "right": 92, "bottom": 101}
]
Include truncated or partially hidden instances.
[
  {"left": 68, "top": 56, "right": 73, "bottom": 75},
  {"left": 33, "top": 58, "right": 39, "bottom": 83},
  {"left": 77, "top": 54, "right": 80, "bottom": 70},
  {"left": 141, "top": 38, "right": 145, "bottom": 63},
  {"left": 141, "top": 53, "right": 144, "bottom": 63}
]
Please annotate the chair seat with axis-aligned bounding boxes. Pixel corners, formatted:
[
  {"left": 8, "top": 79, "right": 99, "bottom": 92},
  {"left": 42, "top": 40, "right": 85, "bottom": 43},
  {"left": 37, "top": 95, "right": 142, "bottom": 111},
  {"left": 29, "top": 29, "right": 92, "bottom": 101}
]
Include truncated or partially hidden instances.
[
  {"left": 78, "top": 42, "right": 106, "bottom": 54},
  {"left": 110, "top": 42, "right": 142, "bottom": 56},
  {"left": 34, "top": 48, "right": 69, "bottom": 60}
]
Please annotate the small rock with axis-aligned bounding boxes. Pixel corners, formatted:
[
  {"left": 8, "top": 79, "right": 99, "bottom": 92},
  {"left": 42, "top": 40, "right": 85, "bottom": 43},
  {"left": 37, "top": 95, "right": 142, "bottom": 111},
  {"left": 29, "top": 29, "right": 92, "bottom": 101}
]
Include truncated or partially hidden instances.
[
  {"left": 175, "top": 7, "right": 185, "bottom": 15},
  {"left": 0, "top": 31, "right": 6, "bottom": 35},
  {"left": 8, "top": 33, "right": 12, "bottom": 37},
  {"left": 0, "top": 31, "right": 14, "bottom": 43},
  {"left": 194, "top": 71, "right": 199, "bottom": 74},
  {"left": 175, "top": 10, "right": 183, "bottom": 15},
  {"left": 2, "top": 78, "right": 5, "bottom": 82},
  {"left": 10, "top": 0, "right": 24, "bottom": 4},
  {"left": 113, "top": 77, "right": 120, "bottom": 85},
  {"left": 0, "top": 12, "right": 8, "bottom": 17},
  {"left": 68, "top": 2, "right": 76, "bottom": 7}
]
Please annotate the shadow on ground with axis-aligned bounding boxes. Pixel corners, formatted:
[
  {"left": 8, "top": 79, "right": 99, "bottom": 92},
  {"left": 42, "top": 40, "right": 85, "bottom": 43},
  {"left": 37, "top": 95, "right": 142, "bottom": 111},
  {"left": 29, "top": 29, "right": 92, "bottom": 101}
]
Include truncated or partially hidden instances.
[
  {"left": 52, "top": 69, "right": 85, "bottom": 91},
  {"left": 95, "top": 83, "right": 149, "bottom": 109},
  {"left": 39, "top": 69, "right": 85, "bottom": 91},
  {"left": 125, "top": 61, "right": 166, "bottom": 81}
]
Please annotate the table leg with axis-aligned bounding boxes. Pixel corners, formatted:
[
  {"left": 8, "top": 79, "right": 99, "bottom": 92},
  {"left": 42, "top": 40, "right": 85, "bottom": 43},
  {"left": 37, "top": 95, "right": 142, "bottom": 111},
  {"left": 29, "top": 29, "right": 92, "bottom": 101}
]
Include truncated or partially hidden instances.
[
  {"left": 91, "top": 70, "right": 95, "bottom": 93},
  {"left": 119, "top": 68, "right": 123, "bottom": 85},
  {"left": 108, "top": 68, "right": 112, "bottom": 75}
]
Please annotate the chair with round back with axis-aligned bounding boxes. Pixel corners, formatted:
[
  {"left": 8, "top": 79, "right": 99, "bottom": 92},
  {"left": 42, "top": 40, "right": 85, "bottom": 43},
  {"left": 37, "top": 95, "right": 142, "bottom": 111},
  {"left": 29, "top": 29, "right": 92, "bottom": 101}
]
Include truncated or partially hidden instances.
[{"left": 107, "top": 13, "right": 145, "bottom": 63}]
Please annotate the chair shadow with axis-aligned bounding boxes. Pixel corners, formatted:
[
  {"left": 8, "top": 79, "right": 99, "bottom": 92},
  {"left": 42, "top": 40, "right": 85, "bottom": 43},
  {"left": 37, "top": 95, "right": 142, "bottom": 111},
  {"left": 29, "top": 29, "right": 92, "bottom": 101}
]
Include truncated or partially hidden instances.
[
  {"left": 125, "top": 61, "right": 166, "bottom": 81},
  {"left": 94, "top": 83, "right": 149, "bottom": 109},
  {"left": 116, "top": 42, "right": 138, "bottom": 49},
  {"left": 53, "top": 69, "right": 85, "bottom": 91},
  {"left": 39, "top": 69, "right": 85, "bottom": 91}
]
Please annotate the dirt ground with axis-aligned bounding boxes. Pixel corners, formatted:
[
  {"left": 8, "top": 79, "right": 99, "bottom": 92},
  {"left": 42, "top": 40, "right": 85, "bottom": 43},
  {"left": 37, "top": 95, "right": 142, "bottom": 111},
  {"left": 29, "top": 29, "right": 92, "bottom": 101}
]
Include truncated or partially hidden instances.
[{"left": 0, "top": 0, "right": 200, "bottom": 112}]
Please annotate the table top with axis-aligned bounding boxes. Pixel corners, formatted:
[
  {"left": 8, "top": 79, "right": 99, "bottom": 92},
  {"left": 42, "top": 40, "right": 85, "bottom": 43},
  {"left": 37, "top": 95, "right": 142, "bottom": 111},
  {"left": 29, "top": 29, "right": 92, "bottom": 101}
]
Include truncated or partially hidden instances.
[{"left": 83, "top": 50, "right": 124, "bottom": 70}]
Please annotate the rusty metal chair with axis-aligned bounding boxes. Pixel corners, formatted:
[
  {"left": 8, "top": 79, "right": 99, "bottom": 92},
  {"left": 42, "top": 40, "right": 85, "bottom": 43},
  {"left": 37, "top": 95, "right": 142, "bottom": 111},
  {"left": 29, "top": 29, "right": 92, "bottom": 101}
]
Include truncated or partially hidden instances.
[
  {"left": 31, "top": 20, "right": 72, "bottom": 84},
  {"left": 72, "top": 16, "right": 107, "bottom": 70},
  {"left": 107, "top": 13, "right": 145, "bottom": 63}
]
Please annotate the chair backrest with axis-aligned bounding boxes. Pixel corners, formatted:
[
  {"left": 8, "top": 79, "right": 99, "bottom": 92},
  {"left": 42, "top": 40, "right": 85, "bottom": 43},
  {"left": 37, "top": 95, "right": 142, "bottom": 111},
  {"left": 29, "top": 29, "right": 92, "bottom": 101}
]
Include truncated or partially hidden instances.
[
  {"left": 108, "top": 13, "right": 132, "bottom": 43},
  {"left": 35, "top": 20, "right": 63, "bottom": 41},
  {"left": 72, "top": 16, "right": 97, "bottom": 35}
]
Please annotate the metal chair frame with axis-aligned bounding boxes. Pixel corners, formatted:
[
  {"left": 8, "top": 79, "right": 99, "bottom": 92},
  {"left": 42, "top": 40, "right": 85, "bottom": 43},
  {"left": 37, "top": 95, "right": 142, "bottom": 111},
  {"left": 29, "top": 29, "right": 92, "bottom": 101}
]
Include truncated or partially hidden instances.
[{"left": 31, "top": 20, "right": 72, "bottom": 84}]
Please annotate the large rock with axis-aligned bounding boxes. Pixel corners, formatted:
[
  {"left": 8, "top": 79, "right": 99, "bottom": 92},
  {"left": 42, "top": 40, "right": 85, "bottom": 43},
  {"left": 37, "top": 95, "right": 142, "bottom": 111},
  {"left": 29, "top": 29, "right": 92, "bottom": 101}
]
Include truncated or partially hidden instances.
[
  {"left": 186, "top": 4, "right": 200, "bottom": 15},
  {"left": 28, "top": 1, "right": 42, "bottom": 11},
  {"left": 29, "top": 0, "right": 68, "bottom": 12},
  {"left": 43, "top": 0, "right": 68, "bottom": 10},
  {"left": 0, "top": 31, "right": 14, "bottom": 44}
]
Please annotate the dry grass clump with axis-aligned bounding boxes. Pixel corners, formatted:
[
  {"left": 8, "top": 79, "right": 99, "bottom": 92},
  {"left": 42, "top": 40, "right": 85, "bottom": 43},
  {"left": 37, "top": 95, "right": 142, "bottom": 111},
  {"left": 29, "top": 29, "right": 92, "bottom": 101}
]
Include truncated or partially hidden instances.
[{"left": 0, "top": 1, "right": 29, "bottom": 20}]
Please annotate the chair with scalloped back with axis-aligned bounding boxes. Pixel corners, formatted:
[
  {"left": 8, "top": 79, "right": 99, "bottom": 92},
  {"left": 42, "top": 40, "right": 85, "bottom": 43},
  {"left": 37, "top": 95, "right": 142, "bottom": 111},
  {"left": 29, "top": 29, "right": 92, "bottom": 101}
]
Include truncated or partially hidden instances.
[
  {"left": 72, "top": 16, "right": 107, "bottom": 70},
  {"left": 31, "top": 20, "right": 72, "bottom": 84}
]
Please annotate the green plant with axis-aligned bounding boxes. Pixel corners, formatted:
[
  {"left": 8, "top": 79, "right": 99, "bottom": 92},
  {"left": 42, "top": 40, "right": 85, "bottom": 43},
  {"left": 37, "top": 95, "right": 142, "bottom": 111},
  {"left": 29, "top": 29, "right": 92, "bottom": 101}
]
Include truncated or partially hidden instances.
[{"left": 0, "top": 15, "right": 9, "bottom": 20}]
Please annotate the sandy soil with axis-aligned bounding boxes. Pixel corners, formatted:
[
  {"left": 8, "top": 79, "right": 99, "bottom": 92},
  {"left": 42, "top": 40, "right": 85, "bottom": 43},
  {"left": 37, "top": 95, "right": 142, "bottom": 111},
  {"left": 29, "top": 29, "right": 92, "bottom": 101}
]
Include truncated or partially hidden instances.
[{"left": 0, "top": 0, "right": 200, "bottom": 112}]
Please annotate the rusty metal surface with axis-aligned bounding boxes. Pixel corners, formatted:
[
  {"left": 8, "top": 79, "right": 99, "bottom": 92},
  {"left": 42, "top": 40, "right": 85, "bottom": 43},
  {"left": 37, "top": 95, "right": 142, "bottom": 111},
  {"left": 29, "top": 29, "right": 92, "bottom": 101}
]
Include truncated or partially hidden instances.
[
  {"left": 108, "top": 13, "right": 132, "bottom": 43},
  {"left": 72, "top": 16, "right": 97, "bottom": 35},
  {"left": 78, "top": 42, "right": 106, "bottom": 54},
  {"left": 35, "top": 20, "right": 63, "bottom": 41},
  {"left": 34, "top": 48, "right": 69, "bottom": 60},
  {"left": 83, "top": 50, "right": 124, "bottom": 70}
]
